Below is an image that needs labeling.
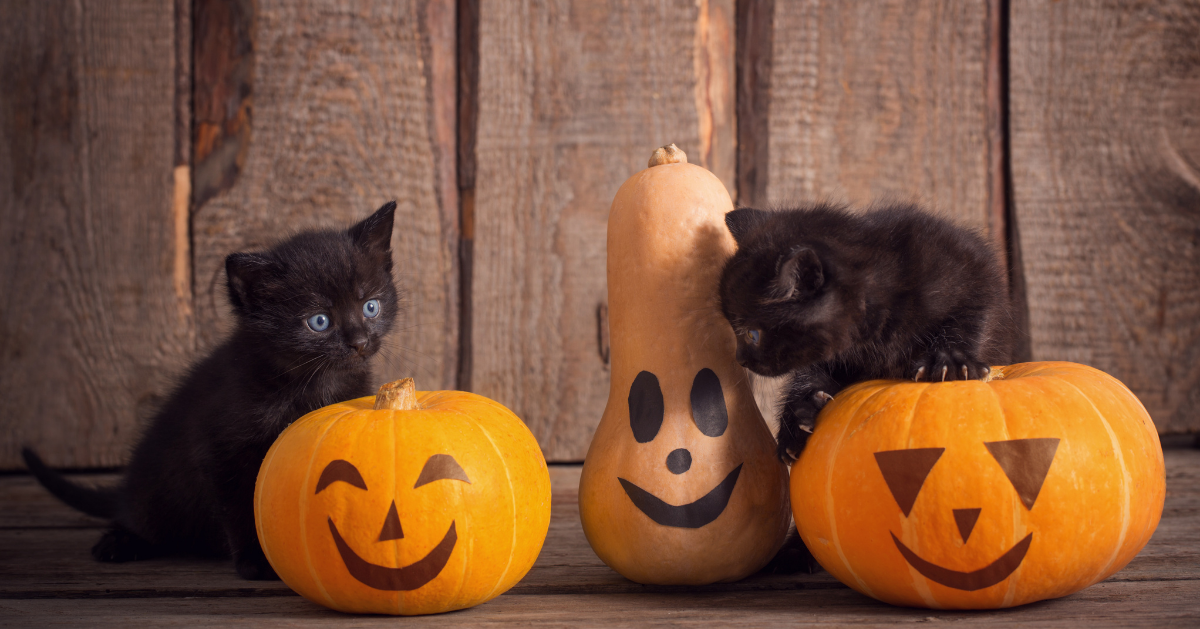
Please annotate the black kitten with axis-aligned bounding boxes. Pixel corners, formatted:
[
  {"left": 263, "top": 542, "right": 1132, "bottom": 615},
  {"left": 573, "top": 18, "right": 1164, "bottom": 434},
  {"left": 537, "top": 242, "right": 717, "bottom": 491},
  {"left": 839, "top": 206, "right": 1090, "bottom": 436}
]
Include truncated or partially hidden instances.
[
  {"left": 23, "top": 201, "right": 400, "bottom": 579},
  {"left": 719, "top": 203, "right": 1012, "bottom": 463}
]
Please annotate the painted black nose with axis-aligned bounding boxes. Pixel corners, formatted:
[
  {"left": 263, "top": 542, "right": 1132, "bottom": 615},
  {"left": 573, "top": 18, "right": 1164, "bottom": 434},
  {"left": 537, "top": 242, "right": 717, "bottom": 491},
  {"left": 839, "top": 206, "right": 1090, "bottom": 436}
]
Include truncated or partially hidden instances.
[
  {"left": 953, "top": 508, "right": 981, "bottom": 543},
  {"left": 378, "top": 500, "right": 404, "bottom": 541},
  {"left": 666, "top": 448, "right": 692, "bottom": 474}
]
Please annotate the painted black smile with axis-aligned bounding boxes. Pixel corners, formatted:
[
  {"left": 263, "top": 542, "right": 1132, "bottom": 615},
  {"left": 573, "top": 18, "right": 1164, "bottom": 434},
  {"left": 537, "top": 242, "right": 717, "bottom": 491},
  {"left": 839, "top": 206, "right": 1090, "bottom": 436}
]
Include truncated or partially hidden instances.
[
  {"left": 328, "top": 518, "right": 457, "bottom": 591},
  {"left": 618, "top": 464, "right": 742, "bottom": 528},
  {"left": 891, "top": 532, "right": 1032, "bottom": 591}
]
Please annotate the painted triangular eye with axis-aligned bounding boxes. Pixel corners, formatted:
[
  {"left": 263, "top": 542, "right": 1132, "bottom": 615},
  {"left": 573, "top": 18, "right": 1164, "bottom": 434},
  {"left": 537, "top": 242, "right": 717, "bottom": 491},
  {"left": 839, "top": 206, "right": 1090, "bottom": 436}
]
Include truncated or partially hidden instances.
[
  {"left": 629, "top": 371, "right": 664, "bottom": 443},
  {"left": 985, "top": 438, "right": 1060, "bottom": 510},
  {"left": 315, "top": 459, "right": 367, "bottom": 494},
  {"left": 690, "top": 368, "right": 728, "bottom": 437},
  {"left": 414, "top": 454, "right": 471, "bottom": 488},
  {"left": 874, "top": 448, "right": 944, "bottom": 517}
]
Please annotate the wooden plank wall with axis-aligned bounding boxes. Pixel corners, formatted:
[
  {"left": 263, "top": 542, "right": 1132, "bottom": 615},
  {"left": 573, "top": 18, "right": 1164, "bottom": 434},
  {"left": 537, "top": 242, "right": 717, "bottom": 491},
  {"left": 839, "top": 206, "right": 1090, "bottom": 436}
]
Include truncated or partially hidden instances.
[
  {"left": 189, "top": 0, "right": 460, "bottom": 392},
  {"left": 1010, "top": 0, "right": 1200, "bottom": 435},
  {"left": 468, "top": 0, "right": 736, "bottom": 461},
  {"left": 0, "top": 1, "right": 193, "bottom": 468},
  {"left": 2, "top": 0, "right": 1197, "bottom": 469},
  {"left": 740, "top": 0, "right": 997, "bottom": 422}
]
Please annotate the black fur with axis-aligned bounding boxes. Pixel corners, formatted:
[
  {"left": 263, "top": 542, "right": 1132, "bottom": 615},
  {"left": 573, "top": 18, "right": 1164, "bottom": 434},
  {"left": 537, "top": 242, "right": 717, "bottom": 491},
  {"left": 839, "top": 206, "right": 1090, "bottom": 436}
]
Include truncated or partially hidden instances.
[
  {"left": 720, "top": 203, "right": 1013, "bottom": 463},
  {"left": 23, "top": 201, "right": 400, "bottom": 580}
]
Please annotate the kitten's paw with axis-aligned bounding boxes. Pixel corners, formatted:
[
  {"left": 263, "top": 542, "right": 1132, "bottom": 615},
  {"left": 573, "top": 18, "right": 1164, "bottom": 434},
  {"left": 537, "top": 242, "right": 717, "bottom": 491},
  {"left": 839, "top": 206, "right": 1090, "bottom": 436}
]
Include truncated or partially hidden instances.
[
  {"left": 92, "top": 527, "right": 155, "bottom": 562},
  {"left": 911, "top": 350, "right": 989, "bottom": 382},
  {"left": 236, "top": 554, "right": 279, "bottom": 580},
  {"left": 776, "top": 399, "right": 820, "bottom": 463}
]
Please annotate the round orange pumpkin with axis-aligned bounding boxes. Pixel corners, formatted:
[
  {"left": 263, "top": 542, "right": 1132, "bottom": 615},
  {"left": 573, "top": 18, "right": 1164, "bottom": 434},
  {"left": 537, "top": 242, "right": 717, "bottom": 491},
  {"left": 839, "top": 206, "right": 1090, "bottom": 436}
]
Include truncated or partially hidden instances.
[
  {"left": 254, "top": 378, "right": 551, "bottom": 615},
  {"left": 579, "top": 145, "right": 790, "bottom": 585},
  {"left": 792, "top": 361, "right": 1165, "bottom": 609}
]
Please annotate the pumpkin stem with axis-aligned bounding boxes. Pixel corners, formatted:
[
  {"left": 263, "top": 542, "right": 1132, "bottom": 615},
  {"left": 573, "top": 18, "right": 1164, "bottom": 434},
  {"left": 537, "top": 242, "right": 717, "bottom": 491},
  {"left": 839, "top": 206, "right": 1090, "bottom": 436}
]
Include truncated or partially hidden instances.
[
  {"left": 648, "top": 143, "right": 687, "bottom": 167},
  {"left": 374, "top": 378, "right": 419, "bottom": 411}
]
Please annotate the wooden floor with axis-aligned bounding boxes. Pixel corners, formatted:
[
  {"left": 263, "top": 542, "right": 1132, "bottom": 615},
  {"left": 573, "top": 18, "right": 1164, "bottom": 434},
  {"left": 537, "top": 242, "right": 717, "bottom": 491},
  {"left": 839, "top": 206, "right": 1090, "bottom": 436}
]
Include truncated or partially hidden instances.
[{"left": 2, "top": 446, "right": 1198, "bottom": 627}]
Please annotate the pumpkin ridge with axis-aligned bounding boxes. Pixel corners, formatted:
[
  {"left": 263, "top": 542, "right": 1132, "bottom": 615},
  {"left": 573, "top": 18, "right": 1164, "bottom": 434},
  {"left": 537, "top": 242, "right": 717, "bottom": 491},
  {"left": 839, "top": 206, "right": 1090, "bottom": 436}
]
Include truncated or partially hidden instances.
[
  {"left": 825, "top": 385, "right": 887, "bottom": 600},
  {"left": 904, "top": 383, "right": 935, "bottom": 450},
  {"left": 458, "top": 407, "right": 519, "bottom": 602},
  {"left": 256, "top": 432, "right": 278, "bottom": 583},
  {"left": 983, "top": 382, "right": 1020, "bottom": 608},
  {"left": 388, "top": 405, "right": 400, "bottom": 613},
  {"left": 1056, "top": 378, "right": 1132, "bottom": 585},
  {"left": 302, "top": 408, "right": 355, "bottom": 608}
]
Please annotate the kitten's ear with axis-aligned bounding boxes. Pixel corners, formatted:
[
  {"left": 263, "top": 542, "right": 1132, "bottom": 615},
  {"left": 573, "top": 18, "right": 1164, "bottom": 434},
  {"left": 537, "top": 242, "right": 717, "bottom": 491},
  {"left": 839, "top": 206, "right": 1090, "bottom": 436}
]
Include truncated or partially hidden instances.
[
  {"left": 771, "top": 247, "right": 823, "bottom": 301},
  {"left": 349, "top": 201, "right": 397, "bottom": 265},
  {"left": 725, "top": 208, "right": 768, "bottom": 243},
  {"left": 225, "top": 252, "right": 279, "bottom": 313}
]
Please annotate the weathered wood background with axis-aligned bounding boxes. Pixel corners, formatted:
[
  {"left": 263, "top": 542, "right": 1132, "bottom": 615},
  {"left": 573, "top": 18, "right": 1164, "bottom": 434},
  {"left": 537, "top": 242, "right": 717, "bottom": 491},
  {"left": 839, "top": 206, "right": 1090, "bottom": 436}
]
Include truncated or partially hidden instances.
[{"left": 2, "top": 0, "right": 1198, "bottom": 469}]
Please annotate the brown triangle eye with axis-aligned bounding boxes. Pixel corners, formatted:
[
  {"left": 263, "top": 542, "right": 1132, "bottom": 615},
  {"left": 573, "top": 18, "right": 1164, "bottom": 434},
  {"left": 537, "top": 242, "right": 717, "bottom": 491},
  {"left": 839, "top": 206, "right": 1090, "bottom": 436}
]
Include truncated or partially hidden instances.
[
  {"left": 985, "top": 438, "right": 1060, "bottom": 510},
  {"left": 874, "top": 448, "right": 944, "bottom": 517},
  {"left": 414, "top": 454, "right": 471, "bottom": 488},
  {"left": 315, "top": 459, "right": 367, "bottom": 494}
]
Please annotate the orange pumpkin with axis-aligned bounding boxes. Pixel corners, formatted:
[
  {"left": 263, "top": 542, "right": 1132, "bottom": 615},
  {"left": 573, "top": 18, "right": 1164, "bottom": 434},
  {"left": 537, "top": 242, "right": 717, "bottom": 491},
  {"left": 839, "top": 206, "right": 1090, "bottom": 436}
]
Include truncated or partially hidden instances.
[
  {"left": 254, "top": 378, "right": 551, "bottom": 615},
  {"left": 579, "top": 145, "right": 790, "bottom": 585},
  {"left": 792, "top": 361, "right": 1165, "bottom": 609}
]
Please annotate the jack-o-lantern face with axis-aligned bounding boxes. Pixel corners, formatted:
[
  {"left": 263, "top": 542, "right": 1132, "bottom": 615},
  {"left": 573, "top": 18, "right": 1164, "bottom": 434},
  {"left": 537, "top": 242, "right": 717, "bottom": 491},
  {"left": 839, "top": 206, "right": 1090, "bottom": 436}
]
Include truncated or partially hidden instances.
[
  {"left": 255, "top": 381, "right": 551, "bottom": 615},
  {"left": 316, "top": 454, "right": 471, "bottom": 591},
  {"left": 790, "top": 362, "right": 1166, "bottom": 610},
  {"left": 874, "top": 439, "right": 1059, "bottom": 591},
  {"left": 619, "top": 368, "right": 741, "bottom": 528}
]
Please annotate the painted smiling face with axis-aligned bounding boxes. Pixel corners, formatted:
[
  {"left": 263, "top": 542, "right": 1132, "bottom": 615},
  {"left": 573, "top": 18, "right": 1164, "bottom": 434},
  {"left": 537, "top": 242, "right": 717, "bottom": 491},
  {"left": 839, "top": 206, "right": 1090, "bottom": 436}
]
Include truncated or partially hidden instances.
[
  {"left": 792, "top": 362, "right": 1165, "bottom": 609},
  {"left": 255, "top": 381, "right": 551, "bottom": 615},
  {"left": 581, "top": 149, "right": 791, "bottom": 585},
  {"left": 579, "top": 361, "right": 791, "bottom": 586}
]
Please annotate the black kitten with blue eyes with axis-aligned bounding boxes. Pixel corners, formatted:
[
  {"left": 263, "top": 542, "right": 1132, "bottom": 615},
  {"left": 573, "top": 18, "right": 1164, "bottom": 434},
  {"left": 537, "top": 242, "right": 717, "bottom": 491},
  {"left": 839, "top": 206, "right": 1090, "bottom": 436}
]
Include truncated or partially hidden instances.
[
  {"left": 719, "top": 203, "right": 1013, "bottom": 463},
  {"left": 22, "top": 202, "right": 400, "bottom": 580}
]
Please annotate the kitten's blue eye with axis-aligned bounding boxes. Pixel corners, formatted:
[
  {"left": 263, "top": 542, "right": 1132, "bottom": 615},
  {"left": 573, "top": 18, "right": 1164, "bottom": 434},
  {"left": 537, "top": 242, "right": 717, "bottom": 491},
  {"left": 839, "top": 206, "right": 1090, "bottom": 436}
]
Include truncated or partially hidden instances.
[
  {"left": 363, "top": 299, "right": 381, "bottom": 319},
  {"left": 747, "top": 330, "right": 761, "bottom": 346},
  {"left": 307, "top": 314, "right": 330, "bottom": 332}
]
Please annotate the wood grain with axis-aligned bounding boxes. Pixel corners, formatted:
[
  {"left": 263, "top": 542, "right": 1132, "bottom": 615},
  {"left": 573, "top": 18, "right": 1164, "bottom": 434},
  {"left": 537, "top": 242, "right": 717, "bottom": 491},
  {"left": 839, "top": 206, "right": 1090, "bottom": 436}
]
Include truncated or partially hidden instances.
[
  {"left": 190, "top": 0, "right": 460, "bottom": 392},
  {"left": 469, "top": 0, "right": 737, "bottom": 461},
  {"left": 1009, "top": 1, "right": 1200, "bottom": 434},
  {"left": 2, "top": 449, "right": 1198, "bottom": 626},
  {"left": 764, "top": 1, "right": 992, "bottom": 233},
  {"left": 0, "top": 1, "right": 192, "bottom": 469},
  {"left": 742, "top": 0, "right": 995, "bottom": 425}
]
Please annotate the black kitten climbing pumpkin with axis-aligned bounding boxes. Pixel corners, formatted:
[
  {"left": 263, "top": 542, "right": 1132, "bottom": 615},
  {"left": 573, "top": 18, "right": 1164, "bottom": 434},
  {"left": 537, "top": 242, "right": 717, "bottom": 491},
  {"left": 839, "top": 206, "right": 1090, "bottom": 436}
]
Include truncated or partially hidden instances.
[{"left": 719, "top": 203, "right": 1014, "bottom": 463}]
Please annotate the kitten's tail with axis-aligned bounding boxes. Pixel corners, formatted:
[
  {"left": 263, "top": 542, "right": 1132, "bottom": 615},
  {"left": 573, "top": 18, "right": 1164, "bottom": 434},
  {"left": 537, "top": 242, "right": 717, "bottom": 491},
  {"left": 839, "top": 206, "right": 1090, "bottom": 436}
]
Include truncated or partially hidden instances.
[{"left": 21, "top": 447, "right": 118, "bottom": 519}]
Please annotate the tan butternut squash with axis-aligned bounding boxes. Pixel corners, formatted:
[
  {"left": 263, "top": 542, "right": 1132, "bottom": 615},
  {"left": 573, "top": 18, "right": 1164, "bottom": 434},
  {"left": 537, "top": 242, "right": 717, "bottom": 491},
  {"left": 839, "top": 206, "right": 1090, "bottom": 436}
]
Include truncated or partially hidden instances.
[{"left": 578, "top": 145, "right": 790, "bottom": 584}]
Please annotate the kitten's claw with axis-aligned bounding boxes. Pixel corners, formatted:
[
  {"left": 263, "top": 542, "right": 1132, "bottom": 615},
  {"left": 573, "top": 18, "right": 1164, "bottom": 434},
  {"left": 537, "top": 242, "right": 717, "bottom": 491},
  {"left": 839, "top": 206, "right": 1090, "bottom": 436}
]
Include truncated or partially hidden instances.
[
  {"left": 914, "top": 366, "right": 926, "bottom": 382},
  {"left": 981, "top": 366, "right": 991, "bottom": 378},
  {"left": 961, "top": 365, "right": 969, "bottom": 380},
  {"left": 813, "top": 391, "right": 833, "bottom": 410},
  {"left": 940, "top": 365, "right": 948, "bottom": 382}
]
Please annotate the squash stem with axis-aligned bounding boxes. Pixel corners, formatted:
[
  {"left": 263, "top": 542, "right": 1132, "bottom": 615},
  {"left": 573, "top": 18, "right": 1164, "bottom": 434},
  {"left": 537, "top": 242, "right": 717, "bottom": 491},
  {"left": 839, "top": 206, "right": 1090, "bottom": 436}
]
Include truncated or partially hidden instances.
[
  {"left": 648, "top": 143, "right": 687, "bottom": 167},
  {"left": 374, "top": 378, "right": 419, "bottom": 411}
]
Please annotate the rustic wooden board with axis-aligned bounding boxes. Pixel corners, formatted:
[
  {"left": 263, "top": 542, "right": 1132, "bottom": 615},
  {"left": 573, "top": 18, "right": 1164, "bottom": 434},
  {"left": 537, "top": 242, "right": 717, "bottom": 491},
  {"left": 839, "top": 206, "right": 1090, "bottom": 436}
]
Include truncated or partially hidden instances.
[
  {"left": 763, "top": 1, "right": 993, "bottom": 233},
  {"left": 1, "top": 450, "right": 1197, "bottom": 625},
  {"left": 4, "top": 580, "right": 1200, "bottom": 627},
  {"left": 1009, "top": 1, "right": 1200, "bottom": 435},
  {"left": 0, "top": 1, "right": 193, "bottom": 469},
  {"left": 190, "top": 0, "right": 460, "bottom": 392},
  {"left": 0, "top": 583, "right": 1156, "bottom": 624},
  {"left": 469, "top": 0, "right": 737, "bottom": 461},
  {"left": 742, "top": 0, "right": 996, "bottom": 424}
]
